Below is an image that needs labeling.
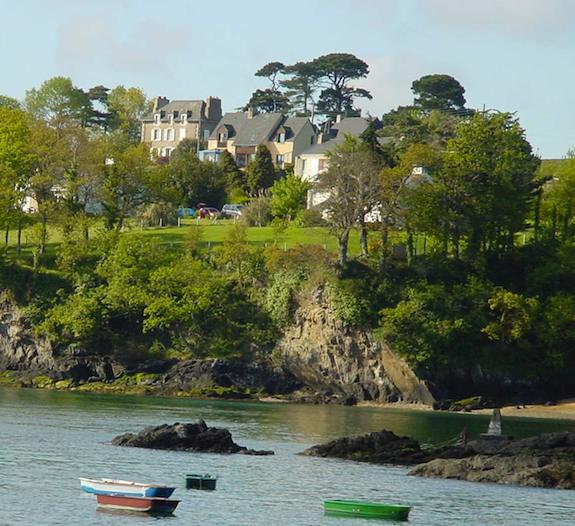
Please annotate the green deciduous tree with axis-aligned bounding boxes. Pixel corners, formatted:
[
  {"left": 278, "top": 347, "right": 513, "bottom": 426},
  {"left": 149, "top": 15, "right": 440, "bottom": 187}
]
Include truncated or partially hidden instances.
[
  {"left": 317, "top": 136, "right": 380, "bottom": 266},
  {"left": 164, "top": 138, "right": 226, "bottom": 207},
  {"left": 98, "top": 141, "right": 156, "bottom": 230},
  {"left": 25, "top": 76, "right": 92, "bottom": 129},
  {"left": 106, "top": 85, "right": 150, "bottom": 142},
  {"left": 270, "top": 174, "right": 311, "bottom": 220},
  {"left": 0, "top": 95, "right": 21, "bottom": 110},
  {"left": 410, "top": 112, "right": 540, "bottom": 261},
  {"left": 540, "top": 153, "right": 575, "bottom": 241}
]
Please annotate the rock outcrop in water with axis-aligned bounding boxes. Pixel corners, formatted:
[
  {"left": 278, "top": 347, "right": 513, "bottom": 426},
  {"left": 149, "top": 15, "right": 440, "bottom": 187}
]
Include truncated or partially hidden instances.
[
  {"left": 303, "top": 429, "right": 575, "bottom": 489},
  {"left": 111, "top": 419, "right": 274, "bottom": 455}
]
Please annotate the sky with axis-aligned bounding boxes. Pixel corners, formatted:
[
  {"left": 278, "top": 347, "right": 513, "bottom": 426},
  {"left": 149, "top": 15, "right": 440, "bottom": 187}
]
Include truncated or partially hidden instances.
[{"left": 1, "top": 0, "right": 574, "bottom": 158}]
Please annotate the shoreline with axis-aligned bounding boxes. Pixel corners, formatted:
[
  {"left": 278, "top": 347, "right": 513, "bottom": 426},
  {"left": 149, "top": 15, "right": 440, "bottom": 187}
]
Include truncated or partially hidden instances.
[{"left": 3, "top": 378, "right": 575, "bottom": 421}]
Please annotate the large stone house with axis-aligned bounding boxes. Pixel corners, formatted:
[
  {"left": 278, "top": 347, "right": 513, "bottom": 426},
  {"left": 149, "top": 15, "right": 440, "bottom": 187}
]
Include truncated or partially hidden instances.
[
  {"left": 202, "top": 110, "right": 315, "bottom": 168},
  {"left": 141, "top": 96, "right": 222, "bottom": 158}
]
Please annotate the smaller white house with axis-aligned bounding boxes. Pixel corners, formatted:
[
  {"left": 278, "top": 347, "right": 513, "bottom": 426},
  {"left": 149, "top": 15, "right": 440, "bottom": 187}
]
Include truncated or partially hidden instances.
[{"left": 294, "top": 116, "right": 373, "bottom": 208}]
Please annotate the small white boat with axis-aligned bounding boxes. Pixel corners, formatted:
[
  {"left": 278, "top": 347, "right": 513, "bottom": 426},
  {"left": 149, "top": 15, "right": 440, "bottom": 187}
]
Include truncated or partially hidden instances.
[{"left": 79, "top": 478, "right": 175, "bottom": 498}]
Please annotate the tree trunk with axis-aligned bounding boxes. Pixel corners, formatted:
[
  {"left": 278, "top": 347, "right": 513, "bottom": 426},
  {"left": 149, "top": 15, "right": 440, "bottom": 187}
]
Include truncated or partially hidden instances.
[
  {"left": 39, "top": 212, "right": 48, "bottom": 255},
  {"left": 379, "top": 219, "right": 390, "bottom": 273},
  {"left": 337, "top": 228, "right": 350, "bottom": 267},
  {"left": 406, "top": 227, "right": 414, "bottom": 266},
  {"left": 359, "top": 220, "right": 368, "bottom": 257},
  {"left": 4, "top": 224, "right": 9, "bottom": 251},
  {"left": 17, "top": 219, "right": 22, "bottom": 254}
]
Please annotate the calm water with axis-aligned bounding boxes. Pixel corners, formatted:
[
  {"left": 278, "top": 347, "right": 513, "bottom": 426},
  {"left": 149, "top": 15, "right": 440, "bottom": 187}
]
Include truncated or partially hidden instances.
[{"left": 1, "top": 388, "right": 575, "bottom": 526}]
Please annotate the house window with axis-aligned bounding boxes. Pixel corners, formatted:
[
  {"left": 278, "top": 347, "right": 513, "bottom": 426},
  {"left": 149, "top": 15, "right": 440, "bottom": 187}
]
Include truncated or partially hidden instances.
[
  {"left": 154, "top": 114, "right": 161, "bottom": 124},
  {"left": 165, "top": 148, "right": 172, "bottom": 157},
  {"left": 166, "top": 129, "right": 174, "bottom": 141},
  {"left": 203, "top": 129, "right": 210, "bottom": 141},
  {"left": 276, "top": 154, "right": 285, "bottom": 165},
  {"left": 152, "top": 128, "right": 160, "bottom": 141},
  {"left": 277, "top": 132, "right": 286, "bottom": 143},
  {"left": 179, "top": 128, "right": 186, "bottom": 140},
  {"left": 218, "top": 132, "right": 227, "bottom": 143},
  {"left": 301, "top": 159, "right": 306, "bottom": 173},
  {"left": 318, "top": 159, "right": 327, "bottom": 172}
]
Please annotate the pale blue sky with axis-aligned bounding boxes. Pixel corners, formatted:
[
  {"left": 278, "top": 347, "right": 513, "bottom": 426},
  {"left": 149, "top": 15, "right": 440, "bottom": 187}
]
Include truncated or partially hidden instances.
[{"left": 1, "top": 0, "right": 574, "bottom": 157}]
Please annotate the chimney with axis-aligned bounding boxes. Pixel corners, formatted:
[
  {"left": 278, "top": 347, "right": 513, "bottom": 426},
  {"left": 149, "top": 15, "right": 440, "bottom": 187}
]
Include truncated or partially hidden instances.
[
  {"left": 205, "top": 96, "right": 222, "bottom": 121},
  {"left": 335, "top": 113, "right": 343, "bottom": 123},
  {"left": 247, "top": 106, "right": 257, "bottom": 119},
  {"left": 153, "top": 96, "right": 169, "bottom": 112}
]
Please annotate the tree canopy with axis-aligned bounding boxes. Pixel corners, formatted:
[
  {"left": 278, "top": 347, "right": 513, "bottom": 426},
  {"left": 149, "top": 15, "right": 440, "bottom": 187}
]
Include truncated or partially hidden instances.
[{"left": 412, "top": 74, "right": 467, "bottom": 112}]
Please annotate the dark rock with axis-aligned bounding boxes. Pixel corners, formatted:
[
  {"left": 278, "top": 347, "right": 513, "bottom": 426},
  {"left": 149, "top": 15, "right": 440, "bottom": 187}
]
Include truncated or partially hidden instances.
[
  {"left": 303, "top": 429, "right": 430, "bottom": 465},
  {"left": 112, "top": 419, "right": 274, "bottom": 456},
  {"left": 304, "top": 428, "right": 575, "bottom": 489},
  {"left": 433, "top": 396, "right": 499, "bottom": 412}
]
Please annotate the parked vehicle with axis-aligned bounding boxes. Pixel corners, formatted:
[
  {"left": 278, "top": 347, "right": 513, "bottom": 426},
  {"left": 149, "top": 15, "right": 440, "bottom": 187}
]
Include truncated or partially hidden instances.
[
  {"left": 198, "top": 206, "right": 220, "bottom": 219},
  {"left": 221, "top": 204, "right": 245, "bottom": 218}
]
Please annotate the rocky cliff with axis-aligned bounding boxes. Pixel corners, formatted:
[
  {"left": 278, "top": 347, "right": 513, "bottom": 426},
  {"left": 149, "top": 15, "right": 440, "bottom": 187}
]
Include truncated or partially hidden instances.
[
  {"left": 0, "top": 292, "right": 434, "bottom": 406},
  {"left": 274, "top": 287, "right": 435, "bottom": 405}
]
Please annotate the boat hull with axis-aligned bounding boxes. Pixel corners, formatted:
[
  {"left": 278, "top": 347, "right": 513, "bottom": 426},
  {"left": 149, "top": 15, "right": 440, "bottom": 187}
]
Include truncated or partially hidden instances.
[
  {"left": 79, "top": 478, "right": 175, "bottom": 498},
  {"left": 95, "top": 494, "right": 180, "bottom": 514},
  {"left": 324, "top": 500, "right": 411, "bottom": 521}
]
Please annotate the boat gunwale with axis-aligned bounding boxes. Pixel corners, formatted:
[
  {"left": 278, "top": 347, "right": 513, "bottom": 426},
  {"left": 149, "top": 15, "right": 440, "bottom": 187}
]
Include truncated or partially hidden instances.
[{"left": 79, "top": 477, "right": 171, "bottom": 489}]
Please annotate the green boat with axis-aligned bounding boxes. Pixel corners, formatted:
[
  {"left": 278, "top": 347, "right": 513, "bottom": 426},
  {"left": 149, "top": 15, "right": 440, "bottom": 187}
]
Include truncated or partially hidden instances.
[
  {"left": 185, "top": 473, "right": 217, "bottom": 491},
  {"left": 324, "top": 499, "right": 411, "bottom": 521}
]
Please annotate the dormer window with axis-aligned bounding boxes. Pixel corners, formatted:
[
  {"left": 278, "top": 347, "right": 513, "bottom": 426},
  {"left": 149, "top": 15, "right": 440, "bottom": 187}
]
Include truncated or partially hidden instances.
[
  {"left": 154, "top": 113, "right": 161, "bottom": 124},
  {"left": 276, "top": 130, "right": 286, "bottom": 143}
]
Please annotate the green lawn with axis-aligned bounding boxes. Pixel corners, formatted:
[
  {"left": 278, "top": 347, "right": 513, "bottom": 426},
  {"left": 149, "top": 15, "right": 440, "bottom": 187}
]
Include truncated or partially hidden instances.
[{"left": 3, "top": 219, "right": 373, "bottom": 266}]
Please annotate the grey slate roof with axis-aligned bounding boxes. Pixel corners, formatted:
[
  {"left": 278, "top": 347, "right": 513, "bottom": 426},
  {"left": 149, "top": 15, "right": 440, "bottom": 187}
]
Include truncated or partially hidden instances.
[
  {"left": 142, "top": 100, "right": 204, "bottom": 122},
  {"left": 282, "top": 116, "right": 310, "bottom": 142},
  {"left": 233, "top": 113, "right": 284, "bottom": 146},
  {"left": 209, "top": 112, "right": 311, "bottom": 146},
  {"left": 299, "top": 117, "right": 370, "bottom": 156},
  {"left": 209, "top": 112, "right": 249, "bottom": 140}
]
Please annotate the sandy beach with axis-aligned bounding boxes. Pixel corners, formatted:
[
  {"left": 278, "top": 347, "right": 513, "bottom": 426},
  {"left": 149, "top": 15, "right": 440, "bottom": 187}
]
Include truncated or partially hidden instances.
[
  {"left": 355, "top": 399, "right": 575, "bottom": 421},
  {"left": 472, "top": 399, "right": 575, "bottom": 421}
]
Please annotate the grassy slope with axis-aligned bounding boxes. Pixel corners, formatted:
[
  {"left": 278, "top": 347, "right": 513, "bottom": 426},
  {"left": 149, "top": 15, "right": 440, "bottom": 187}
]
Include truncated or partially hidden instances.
[{"left": 3, "top": 219, "right": 376, "bottom": 266}]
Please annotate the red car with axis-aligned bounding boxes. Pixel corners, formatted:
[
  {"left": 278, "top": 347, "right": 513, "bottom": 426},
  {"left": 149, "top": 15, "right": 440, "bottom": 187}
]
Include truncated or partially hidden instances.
[{"left": 198, "top": 207, "right": 220, "bottom": 219}]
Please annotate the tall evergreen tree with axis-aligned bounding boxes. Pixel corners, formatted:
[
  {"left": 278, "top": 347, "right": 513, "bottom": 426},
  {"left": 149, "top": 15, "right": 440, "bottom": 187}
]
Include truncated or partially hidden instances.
[
  {"left": 246, "top": 145, "right": 276, "bottom": 193},
  {"left": 311, "top": 53, "right": 372, "bottom": 118},
  {"left": 219, "top": 150, "right": 245, "bottom": 191}
]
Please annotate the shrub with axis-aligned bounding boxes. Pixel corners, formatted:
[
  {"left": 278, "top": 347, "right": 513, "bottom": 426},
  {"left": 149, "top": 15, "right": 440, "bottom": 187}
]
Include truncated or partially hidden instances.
[
  {"left": 295, "top": 208, "right": 326, "bottom": 227},
  {"left": 138, "top": 202, "right": 178, "bottom": 227},
  {"left": 241, "top": 196, "right": 272, "bottom": 227}
]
